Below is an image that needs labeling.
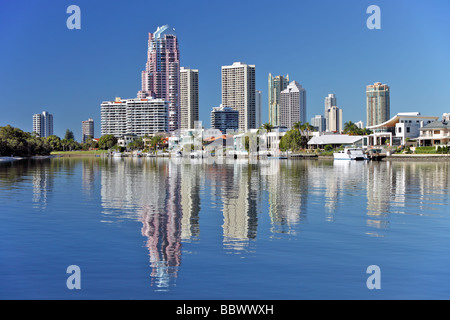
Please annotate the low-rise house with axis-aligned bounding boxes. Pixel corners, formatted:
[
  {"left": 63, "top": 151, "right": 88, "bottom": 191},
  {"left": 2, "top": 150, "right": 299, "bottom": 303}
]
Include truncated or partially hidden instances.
[{"left": 418, "top": 119, "right": 450, "bottom": 146}]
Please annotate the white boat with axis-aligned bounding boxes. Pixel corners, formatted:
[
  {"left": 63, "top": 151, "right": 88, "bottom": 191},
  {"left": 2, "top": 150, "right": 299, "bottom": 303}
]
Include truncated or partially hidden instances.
[
  {"left": 112, "top": 152, "right": 123, "bottom": 158},
  {"left": 333, "top": 148, "right": 367, "bottom": 160}
]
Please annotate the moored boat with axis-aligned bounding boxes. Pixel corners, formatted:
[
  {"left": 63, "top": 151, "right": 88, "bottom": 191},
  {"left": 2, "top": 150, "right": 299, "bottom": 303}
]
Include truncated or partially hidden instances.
[{"left": 333, "top": 148, "right": 368, "bottom": 160}]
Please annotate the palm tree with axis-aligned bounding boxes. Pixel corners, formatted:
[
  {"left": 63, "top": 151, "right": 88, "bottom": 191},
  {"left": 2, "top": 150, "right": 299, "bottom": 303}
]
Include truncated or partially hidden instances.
[
  {"left": 292, "top": 121, "right": 302, "bottom": 132},
  {"left": 261, "top": 122, "right": 274, "bottom": 133}
]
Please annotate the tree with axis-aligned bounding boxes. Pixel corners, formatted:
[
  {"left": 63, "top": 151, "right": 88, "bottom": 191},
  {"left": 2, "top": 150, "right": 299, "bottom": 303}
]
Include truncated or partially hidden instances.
[
  {"left": 279, "top": 129, "right": 308, "bottom": 152},
  {"left": 64, "top": 129, "right": 75, "bottom": 141},
  {"left": 261, "top": 123, "right": 274, "bottom": 133},
  {"left": 0, "top": 125, "right": 51, "bottom": 156},
  {"left": 98, "top": 134, "right": 117, "bottom": 150},
  {"left": 46, "top": 135, "right": 62, "bottom": 151},
  {"left": 343, "top": 121, "right": 372, "bottom": 136}
]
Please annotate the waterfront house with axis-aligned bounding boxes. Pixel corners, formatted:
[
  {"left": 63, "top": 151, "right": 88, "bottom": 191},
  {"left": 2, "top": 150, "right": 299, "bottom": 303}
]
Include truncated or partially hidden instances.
[
  {"left": 418, "top": 120, "right": 450, "bottom": 146},
  {"left": 307, "top": 134, "right": 368, "bottom": 150},
  {"left": 366, "top": 112, "right": 438, "bottom": 146}
]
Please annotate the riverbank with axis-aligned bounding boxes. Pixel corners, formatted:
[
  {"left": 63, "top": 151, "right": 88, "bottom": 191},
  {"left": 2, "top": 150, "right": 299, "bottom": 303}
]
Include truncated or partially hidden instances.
[
  {"left": 50, "top": 150, "right": 109, "bottom": 157},
  {"left": 384, "top": 154, "right": 450, "bottom": 161}
]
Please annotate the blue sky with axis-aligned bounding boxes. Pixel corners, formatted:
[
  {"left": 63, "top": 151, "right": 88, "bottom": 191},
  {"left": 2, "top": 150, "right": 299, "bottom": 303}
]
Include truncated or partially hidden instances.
[{"left": 1, "top": 0, "right": 449, "bottom": 140}]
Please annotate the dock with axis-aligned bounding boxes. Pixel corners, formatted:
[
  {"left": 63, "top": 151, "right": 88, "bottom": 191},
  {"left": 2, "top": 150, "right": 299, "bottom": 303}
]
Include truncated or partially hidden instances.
[{"left": 288, "top": 153, "right": 318, "bottom": 159}]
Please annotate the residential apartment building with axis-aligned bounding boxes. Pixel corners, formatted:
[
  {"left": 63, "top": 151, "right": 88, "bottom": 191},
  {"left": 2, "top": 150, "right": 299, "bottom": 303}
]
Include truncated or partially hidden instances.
[
  {"left": 255, "top": 90, "right": 262, "bottom": 128},
  {"left": 180, "top": 67, "right": 199, "bottom": 130},
  {"left": 268, "top": 73, "right": 289, "bottom": 127},
  {"left": 326, "top": 106, "right": 343, "bottom": 133},
  {"left": 311, "top": 115, "right": 326, "bottom": 133},
  {"left": 210, "top": 105, "right": 239, "bottom": 134},
  {"left": 138, "top": 25, "right": 180, "bottom": 132},
  {"left": 279, "top": 81, "right": 306, "bottom": 128},
  {"left": 33, "top": 111, "right": 53, "bottom": 138},
  {"left": 324, "top": 93, "right": 337, "bottom": 131},
  {"left": 221, "top": 62, "right": 256, "bottom": 132},
  {"left": 101, "top": 97, "right": 168, "bottom": 137},
  {"left": 367, "top": 82, "right": 390, "bottom": 127},
  {"left": 81, "top": 118, "right": 94, "bottom": 143}
]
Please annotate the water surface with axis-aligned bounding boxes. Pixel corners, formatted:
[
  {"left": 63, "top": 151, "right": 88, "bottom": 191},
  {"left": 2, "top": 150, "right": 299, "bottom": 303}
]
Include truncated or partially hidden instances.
[{"left": 0, "top": 157, "right": 449, "bottom": 299}]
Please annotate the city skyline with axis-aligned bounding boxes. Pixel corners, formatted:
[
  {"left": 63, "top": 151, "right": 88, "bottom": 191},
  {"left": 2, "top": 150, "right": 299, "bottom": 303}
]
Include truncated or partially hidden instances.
[{"left": 1, "top": 0, "right": 450, "bottom": 140}]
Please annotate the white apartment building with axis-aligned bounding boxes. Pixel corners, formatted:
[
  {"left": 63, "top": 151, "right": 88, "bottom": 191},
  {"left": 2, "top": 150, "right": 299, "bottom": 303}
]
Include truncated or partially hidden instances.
[
  {"left": 101, "top": 97, "right": 168, "bottom": 137},
  {"left": 326, "top": 106, "right": 343, "bottom": 133},
  {"left": 180, "top": 67, "right": 199, "bottom": 130},
  {"left": 33, "top": 111, "right": 53, "bottom": 138},
  {"left": 279, "top": 81, "right": 306, "bottom": 128},
  {"left": 221, "top": 62, "right": 256, "bottom": 132}
]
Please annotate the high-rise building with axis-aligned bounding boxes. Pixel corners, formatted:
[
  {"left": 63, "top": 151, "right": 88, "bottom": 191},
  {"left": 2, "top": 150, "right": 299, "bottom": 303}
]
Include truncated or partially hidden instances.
[
  {"left": 138, "top": 25, "right": 180, "bottom": 132},
  {"left": 279, "top": 81, "right": 306, "bottom": 128},
  {"left": 101, "top": 97, "right": 168, "bottom": 137},
  {"left": 268, "top": 74, "right": 289, "bottom": 126},
  {"left": 324, "top": 93, "right": 337, "bottom": 131},
  {"left": 210, "top": 105, "right": 239, "bottom": 134},
  {"left": 180, "top": 67, "right": 199, "bottom": 131},
  {"left": 221, "top": 62, "right": 256, "bottom": 132},
  {"left": 366, "top": 82, "right": 390, "bottom": 127},
  {"left": 326, "top": 106, "right": 343, "bottom": 133},
  {"left": 311, "top": 115, "right": 326, "bottom": 133},
  {"left": 32, "top": 111, "right": 53, "bottom": 138},
  {"left": 81, "top": 118, "right": 94, "bottom": 143},
  {"left": 255, "top": 90, "right": 262, "bottom": 128}
]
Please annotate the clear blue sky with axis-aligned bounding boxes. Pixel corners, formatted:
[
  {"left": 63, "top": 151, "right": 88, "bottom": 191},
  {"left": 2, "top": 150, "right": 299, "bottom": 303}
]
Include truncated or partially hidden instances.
[{"left": 1, "top": 0, "right": 449, "bottom": 140}]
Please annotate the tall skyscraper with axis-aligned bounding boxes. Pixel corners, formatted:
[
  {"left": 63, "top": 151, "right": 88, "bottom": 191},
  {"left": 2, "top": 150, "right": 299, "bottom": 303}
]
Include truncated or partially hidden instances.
[
  {"left": 279, "top": 81, "right": 306, "bottom": 128},
  {"left": 255, "top": 90, "right": 262, "bottom": 128},
  {"left": 326, "top": 106, "right": 343, "bottom": 133},
  {"left": 179, "top": 67, "right": 199, "bottom": 131},
  {"left": 81, "top": 118, "right": 94, "bottom": 143},
  {"left": 221, "top": 62, "right": 256, "bottom": 132},
  {"left": 324, "top": 93, "right": 337, "bottom": 131},
  {"left": 138, "top": 25, "right": 180, "bottom": 132},
  {"left": 268, "top": 74, "right": 289, "bottom": 126},
  {"left": 32, "top": 111, "right": 53, "bottom": 138},
  {"left": 210, "top": 105, "right": 239, "bottom": 134},
  {"left": 101, "top": 97, "right": 168, "bottom": 137},
  {"left": 366, "top": 82, "right": 390, "bottom": 127}
]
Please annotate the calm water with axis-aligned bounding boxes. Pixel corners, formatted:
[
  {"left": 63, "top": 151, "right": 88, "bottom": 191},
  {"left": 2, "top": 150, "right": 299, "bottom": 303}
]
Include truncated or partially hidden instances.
[{"left": 0, "top": 157, "right": 449, "bottom": 299}]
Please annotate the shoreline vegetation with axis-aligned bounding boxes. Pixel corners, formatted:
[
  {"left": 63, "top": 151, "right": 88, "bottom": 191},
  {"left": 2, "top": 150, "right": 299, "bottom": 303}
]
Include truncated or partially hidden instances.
[{"left": 1, "top": 125, "right": 449, "bottom": 162}]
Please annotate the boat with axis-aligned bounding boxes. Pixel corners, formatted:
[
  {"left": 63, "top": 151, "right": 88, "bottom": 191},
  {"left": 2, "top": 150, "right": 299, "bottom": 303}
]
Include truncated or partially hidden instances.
[
  {"left": 333, "top": 148, "right": 368, "bottom": 160},
  {"left": 112, "top": 152, "right": 123, "bottom": 158}
]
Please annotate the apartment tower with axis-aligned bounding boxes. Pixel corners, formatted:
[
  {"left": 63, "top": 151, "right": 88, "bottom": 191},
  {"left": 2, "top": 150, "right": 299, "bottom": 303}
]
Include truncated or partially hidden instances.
[
  {"left": 179, "top": 67, "right": 199, "bottom": 131},
  {"left": 138, "top": 25, "right": 180, "bottom": 132},
  {"left": 366, "top": 82, "right": 390, "bottom": 127},
  {"left": 279, "top": 81, "right": 306, "bottom": 128},
  {"left": 268, "top": 74, "right": 289, "bottom": 127},
  {"left": 221, "top": 62, "right": 256, "bottom": 132},
  {"left": 81, "top": 118, "right": 94, "bottom": 143},
  {"left": 33, "top": 111, "right": 53, "bottom": 138}
]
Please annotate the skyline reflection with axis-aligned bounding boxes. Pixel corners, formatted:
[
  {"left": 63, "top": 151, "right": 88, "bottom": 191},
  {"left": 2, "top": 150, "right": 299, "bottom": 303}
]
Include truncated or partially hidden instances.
[{"left": 1, "top": 157, "right": 449, "bottom": 291}]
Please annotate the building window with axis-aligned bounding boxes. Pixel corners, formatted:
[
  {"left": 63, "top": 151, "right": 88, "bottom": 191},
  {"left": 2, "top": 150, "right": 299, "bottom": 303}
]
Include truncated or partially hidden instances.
[{"left": 407, "top": 127, "right": 410, "bottom": 133}]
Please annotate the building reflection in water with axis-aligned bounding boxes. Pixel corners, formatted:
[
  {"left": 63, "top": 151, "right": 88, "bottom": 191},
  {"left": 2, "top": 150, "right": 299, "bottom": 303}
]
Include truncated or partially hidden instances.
[
  {"left": 219, "top": 161, "right": 258, "bottom": 251},
  {"left": 98, "top": 157, "right": 450, "bottom": 287}
]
